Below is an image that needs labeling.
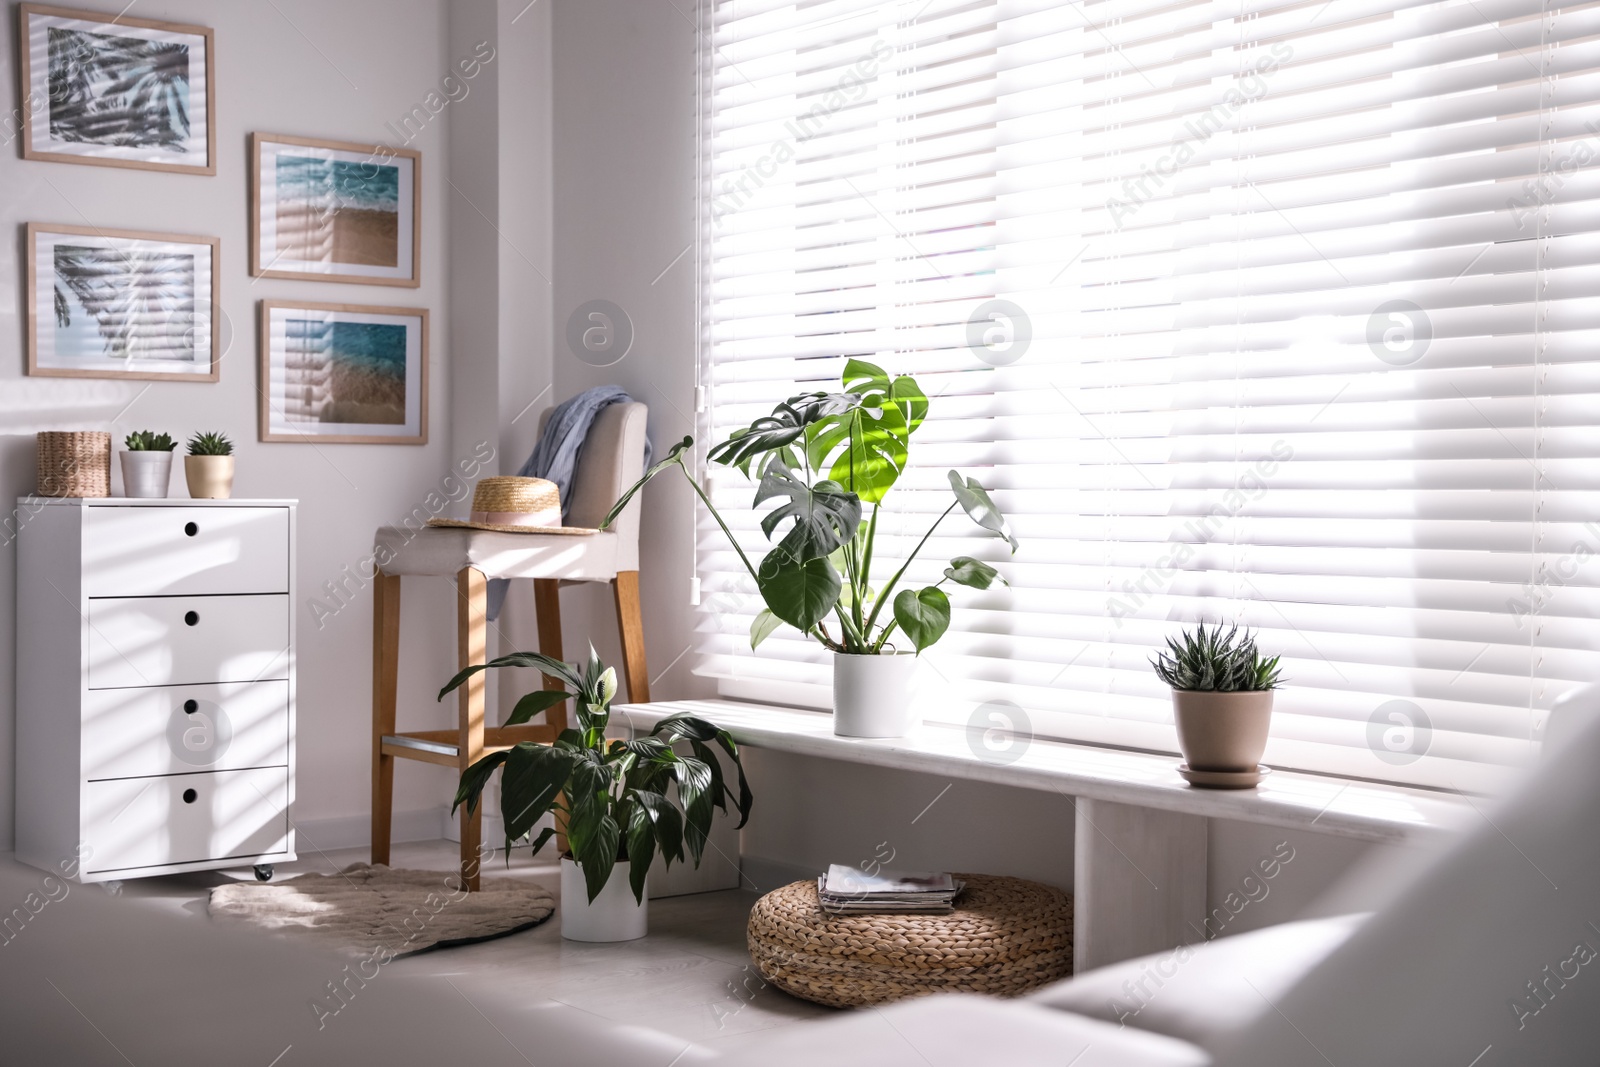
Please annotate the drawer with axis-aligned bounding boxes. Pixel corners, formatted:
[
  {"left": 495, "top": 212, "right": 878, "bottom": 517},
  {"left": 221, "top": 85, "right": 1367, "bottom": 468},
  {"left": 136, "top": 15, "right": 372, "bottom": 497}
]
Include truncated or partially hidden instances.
[
  {"left": 81, "top": 768, "right": 290, "bottom": 874},
  {"left": 88, "top": 595, "right": 290, "bottom": 689},
  {"left": 85, "top": 506, "right": 289, "bottom": 597},
  {"left": 83, "top": 681, "right": 290, "bottom": 780}
]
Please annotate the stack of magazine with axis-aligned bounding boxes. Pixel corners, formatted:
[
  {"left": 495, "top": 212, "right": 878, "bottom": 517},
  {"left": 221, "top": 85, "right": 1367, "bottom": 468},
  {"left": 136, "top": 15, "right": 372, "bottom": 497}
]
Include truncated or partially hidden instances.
[{"left": 816, "top": 864, "right": 965, "bottom": 915}]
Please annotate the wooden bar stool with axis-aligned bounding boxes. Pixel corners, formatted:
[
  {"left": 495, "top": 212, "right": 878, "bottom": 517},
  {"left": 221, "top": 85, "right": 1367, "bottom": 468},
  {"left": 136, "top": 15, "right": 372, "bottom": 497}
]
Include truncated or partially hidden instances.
[{"left": 369, "top": 403, "right": 650, "bottom": 889}]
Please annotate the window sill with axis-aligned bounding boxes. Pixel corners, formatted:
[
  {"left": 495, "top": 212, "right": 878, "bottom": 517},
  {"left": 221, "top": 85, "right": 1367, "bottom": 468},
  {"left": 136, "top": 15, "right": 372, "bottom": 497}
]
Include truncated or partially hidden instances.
[{"left": 616, "top": 700, "right": 1476, "bottom": 844}]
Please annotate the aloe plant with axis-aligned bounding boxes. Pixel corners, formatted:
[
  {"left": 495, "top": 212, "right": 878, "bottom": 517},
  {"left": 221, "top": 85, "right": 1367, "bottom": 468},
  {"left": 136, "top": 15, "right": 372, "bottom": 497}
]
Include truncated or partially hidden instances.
[
  {"left": 186, "top": 431, "right": 233, "bottom": 456},
  {"left": 603, "top": 360, "right": 1017, "bottom": 655},
  {"left": 447, "top": 646, "right": 751, "bottom": 904},
  {"left": 124, "top": 430, "right": 175, "bottom": 451},
  {"left": 1151, "top": 622, "right": 1282, "bottom": 692}
]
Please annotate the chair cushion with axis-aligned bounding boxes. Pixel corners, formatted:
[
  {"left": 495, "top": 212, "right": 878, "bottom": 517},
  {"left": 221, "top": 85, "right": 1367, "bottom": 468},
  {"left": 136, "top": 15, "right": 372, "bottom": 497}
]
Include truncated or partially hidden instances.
[
  {"left": 1028, "top": 914, "right": 1365, "bottom": 1049},
  {"left": 704, "top": 994, "right": 1210, "bottom": 1067},
  {"left": 374, "top": 524, "right": 623, "bottom": 581}
]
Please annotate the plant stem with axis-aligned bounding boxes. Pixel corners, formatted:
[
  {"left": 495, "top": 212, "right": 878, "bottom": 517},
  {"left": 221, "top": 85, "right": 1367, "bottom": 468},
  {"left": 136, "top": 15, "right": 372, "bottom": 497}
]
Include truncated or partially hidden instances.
[
  {"left": 863, "top": 500, "right": 959, "bottom": 636},
  {"left": 856, "top": 505, "right": 879, "bottom": 637},
  {"left": 678, "top": 461, "right": 759, "bottom": 584}
]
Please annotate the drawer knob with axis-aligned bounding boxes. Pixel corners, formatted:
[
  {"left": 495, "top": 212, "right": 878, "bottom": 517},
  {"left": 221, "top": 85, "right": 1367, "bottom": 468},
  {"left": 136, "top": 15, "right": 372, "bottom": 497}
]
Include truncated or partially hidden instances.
[
  {"left": 184, "top": 521, "right": 199, "bottom": 537},
  {"left": 182, "top": 788, "right": 198, "bottom": 804},
  {"left": 184, "top": 611, "right": 200, "bottom": 626},
  {"left": 184, "top": 699, "right": 199, "bottom": 714}
]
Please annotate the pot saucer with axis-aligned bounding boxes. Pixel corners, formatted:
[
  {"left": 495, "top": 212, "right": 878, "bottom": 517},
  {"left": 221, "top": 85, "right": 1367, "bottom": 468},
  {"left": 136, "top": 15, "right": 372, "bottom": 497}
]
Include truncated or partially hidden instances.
[{"left": 1177, "top": 763, "right": 1271, "bottom": 789}]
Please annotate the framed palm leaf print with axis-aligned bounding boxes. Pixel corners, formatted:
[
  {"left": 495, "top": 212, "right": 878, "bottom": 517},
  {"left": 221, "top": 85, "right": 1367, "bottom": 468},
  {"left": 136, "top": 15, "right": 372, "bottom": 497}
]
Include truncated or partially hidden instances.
[
  {"left": 26, "top": 223, "right": 221, "bottom": 381},
  {"left": 18, "top": 4, "right": 216, "bottom": 175}
]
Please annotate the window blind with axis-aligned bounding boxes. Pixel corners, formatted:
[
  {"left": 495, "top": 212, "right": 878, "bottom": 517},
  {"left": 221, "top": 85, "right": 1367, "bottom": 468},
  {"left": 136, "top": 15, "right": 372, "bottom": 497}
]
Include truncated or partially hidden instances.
[{"left": 695, "top": 0, "right": 1600, "bottom": 791}]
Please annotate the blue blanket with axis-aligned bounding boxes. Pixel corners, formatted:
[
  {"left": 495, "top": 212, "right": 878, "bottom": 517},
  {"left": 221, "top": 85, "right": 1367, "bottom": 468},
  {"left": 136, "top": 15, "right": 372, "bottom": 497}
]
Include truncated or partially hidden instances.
[{"left": 488, "top": 386, "right": 652, "bottom": 620}]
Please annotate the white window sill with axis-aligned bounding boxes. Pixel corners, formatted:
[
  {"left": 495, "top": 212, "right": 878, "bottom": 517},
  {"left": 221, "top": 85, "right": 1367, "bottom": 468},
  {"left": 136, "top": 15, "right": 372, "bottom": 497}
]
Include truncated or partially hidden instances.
[{"left": 616, "top": 699, "right": 1476, "bottom": 844}]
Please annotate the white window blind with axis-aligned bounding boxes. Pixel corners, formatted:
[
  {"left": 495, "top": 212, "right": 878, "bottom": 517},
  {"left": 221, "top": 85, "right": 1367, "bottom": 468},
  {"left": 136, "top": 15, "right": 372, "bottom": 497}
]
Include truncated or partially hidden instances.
[{"left": 695, "top": 0, "right": 1600, "bottom": 791}]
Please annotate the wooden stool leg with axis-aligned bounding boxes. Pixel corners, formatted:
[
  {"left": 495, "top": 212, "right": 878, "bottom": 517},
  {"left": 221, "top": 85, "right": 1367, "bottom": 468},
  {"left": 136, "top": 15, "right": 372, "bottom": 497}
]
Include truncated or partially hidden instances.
[
  {"left": 613, "top": 571, "right": 650, "bottom": 703},
  {"left": 532, "top": 578, "right": 569, "bottom": 854},
  {"left": 457, "top": 566, "right": 488, "bottom": 891},
  {"left": 371, "top": 572, "right": 401, "bottom": 867}
]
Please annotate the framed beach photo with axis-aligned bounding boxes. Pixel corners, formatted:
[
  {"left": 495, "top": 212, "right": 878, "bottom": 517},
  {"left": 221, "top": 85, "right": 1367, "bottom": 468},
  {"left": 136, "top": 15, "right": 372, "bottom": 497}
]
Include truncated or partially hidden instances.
[
  {"left": 251, "top": 133, "right": 420, "bottom": 287},
  {"left": 259, "top": 301, "right": 428, "bottom": 444},
  {"left": 19, "top": 4, "right": 215, "bottom": 174},
  {"left": 27, "top": 223, "right": 220, "bottom": 382}
]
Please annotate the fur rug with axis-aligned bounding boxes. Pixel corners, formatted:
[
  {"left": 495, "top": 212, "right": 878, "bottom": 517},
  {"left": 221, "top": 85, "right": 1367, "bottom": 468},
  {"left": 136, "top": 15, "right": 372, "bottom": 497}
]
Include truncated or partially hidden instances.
[{"left": 208, "top": 864, "right": 554, "bottom": 957}]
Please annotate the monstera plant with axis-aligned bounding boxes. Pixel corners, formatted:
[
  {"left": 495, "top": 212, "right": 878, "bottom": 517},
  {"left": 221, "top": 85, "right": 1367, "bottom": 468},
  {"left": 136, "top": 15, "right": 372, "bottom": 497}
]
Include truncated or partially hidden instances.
[
  {"left": 603, "top": 360, "right": 1019, "bottom": 737},
  {"left": 606, "top": 359, "right": 1016, "bottom": 655}
]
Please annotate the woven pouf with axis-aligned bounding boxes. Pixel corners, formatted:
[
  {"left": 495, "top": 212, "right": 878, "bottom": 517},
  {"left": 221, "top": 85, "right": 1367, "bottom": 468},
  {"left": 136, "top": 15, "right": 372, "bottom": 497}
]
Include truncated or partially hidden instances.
[{"left": 747, "top": 873, "right": 1073, "bottom": 1008}]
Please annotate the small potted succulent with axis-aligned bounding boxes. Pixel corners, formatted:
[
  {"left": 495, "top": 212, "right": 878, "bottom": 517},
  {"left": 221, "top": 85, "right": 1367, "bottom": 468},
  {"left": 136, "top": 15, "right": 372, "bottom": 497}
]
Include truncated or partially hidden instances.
[
  {"left": 120, "top": 431, "right": 177, "bottom": 498},
  {"left": 1152, "top": 622, "right": 1282, "bottom": 788},
  {"left": 185, "top": 432, "right": 234, "bottom": 499},
  {"left": 447, "top": 647, "right": 751, "bottom": 942}
]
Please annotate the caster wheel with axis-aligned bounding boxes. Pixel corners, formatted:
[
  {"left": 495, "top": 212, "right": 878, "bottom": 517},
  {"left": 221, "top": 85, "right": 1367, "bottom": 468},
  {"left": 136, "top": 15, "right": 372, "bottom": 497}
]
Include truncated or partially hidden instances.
[{"left": 254, "top": 864, "right": 274, "bottom": 882}]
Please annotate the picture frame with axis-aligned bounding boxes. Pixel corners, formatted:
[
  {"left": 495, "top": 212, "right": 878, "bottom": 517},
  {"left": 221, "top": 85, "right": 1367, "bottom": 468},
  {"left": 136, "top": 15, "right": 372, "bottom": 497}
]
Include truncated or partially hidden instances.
[
  {"left": 26, "top": 222, "right": 220, "bottom": 382},
  {"left": 258, "top": 300, "right": 429, "bottom": 445},
  {"left": 18, "top": 4, "right": 216, "bottom": 175},
  {"left": 250, "top": 133, "right": 421, "bottom": 288}
]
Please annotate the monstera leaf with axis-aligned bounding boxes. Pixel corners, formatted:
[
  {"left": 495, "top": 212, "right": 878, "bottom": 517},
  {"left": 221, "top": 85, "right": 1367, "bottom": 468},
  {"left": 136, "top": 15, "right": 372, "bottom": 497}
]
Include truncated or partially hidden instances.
[
  {"left": 948, "top": 470, "right": 1019, "bottom": 552},
  {"left": 757, "top": 550, "right": 841, "bottom": 631},
  {"left": 804, "top": 359, "right": 925, "bottom": 504},
  {"left": 754, "top": 458, "right": 862, "bottom": 562},
  {"left": 893, "top": 586, "right": 951, "bottom": 652},
  {"left": 944, "top": 556, "right": 1005, "bottom": 590},
  {"left": 709, "top": 392, "right": 861, "bottom": 475}
]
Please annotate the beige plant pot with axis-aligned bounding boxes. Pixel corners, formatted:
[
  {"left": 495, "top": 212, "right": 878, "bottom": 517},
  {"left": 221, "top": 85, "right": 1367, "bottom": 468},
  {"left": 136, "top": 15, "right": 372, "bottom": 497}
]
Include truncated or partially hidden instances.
[
  {"left": 185, "top": 455, "right": 235, "bottom": 499},
  {"left": 1171, "top": 689, "right": 1274, "bottom": 772}
]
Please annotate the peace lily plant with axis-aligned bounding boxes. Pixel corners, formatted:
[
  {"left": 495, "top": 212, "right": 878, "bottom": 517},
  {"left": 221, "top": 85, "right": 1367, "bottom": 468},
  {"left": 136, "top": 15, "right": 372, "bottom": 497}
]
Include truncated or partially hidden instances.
[
  {"left": 604, "top": 359, "right": 1018, "bottom": 736},
  {"left": 446, "top": 647, "right": 751, "bottom": 940}
]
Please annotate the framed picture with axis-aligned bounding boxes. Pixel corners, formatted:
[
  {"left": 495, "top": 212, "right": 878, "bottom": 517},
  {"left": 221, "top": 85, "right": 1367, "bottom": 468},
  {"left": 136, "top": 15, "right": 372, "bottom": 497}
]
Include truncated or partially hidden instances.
[
  {"left": 18, "top": 4, "right": 215, "bottom": 175},
  {"left": 259, "top": 301, "right": 428, "bottom": 445},
  {"left": 250, "top": 133, "right": 420, "bottom": 287},
  {"left": 27, "top": 223, "right": 220, "bottom": 382}
]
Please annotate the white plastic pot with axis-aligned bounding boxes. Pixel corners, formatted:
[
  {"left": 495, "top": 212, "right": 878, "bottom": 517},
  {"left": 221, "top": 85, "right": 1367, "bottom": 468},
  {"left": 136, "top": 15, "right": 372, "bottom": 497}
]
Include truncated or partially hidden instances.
[
  {"left": 560, "top": 857, "right": 647, "bottom": 942},
  {"left": 832, "top": 651, "right": 922, "bottom": 738},
  {"left": 119, "top": 450, "right": 174, "bottom": 498}
]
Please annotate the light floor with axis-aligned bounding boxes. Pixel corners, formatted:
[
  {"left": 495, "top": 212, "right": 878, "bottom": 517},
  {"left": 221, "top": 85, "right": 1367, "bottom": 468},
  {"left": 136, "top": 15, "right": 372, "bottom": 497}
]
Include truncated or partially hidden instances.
[{"left": 2, "top": 839, "right": 831, "bottom": 1051}]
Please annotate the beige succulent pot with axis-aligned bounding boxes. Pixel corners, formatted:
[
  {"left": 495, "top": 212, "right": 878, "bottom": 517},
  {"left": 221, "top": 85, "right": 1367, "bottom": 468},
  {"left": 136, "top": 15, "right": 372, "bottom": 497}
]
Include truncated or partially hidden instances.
[
  {"left": 185, "top": 455, "right": 235, "bottom": 499},
  {"left": 1171, "top": 689, "right": 1274, "bottom": 772}
]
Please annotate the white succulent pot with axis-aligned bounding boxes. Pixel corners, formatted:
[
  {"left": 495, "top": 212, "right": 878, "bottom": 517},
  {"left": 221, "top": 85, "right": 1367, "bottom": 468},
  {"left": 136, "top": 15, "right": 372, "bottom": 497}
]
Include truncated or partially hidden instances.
[
  {"left": 832, "top": 651, "right": 922, "bottom": 738},
  {"left": 560, "top": 857, "right": 647, "bottom": 942},
  {"left": 119, "top": 450, "right": 174, "bottom": 499}
]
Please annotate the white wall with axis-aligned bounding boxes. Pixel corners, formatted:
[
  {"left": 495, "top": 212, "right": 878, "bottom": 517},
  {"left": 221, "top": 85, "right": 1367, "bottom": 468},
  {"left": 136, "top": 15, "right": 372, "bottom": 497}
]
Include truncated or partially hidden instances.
[{"left": 0, "top": 0, "right": 488, "bottom": 849}]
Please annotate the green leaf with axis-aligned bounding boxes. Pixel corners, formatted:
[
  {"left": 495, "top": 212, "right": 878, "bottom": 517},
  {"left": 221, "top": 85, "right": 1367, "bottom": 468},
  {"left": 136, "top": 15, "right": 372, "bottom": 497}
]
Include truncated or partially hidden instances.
[
  {"left": 625, "top": 804, "right": 656, "bottom": 904},
  {"left": 505, "top": 689, "right": 571, "bottom": 726},
  {"left": 754, "top": 459, "right": 862, "bottom": 562},
  {"left": 947, "top": 470, "right": 1019, "bottom": 552},
  {"left": 943, "top": 556, "right": 1005, "bottom": 590},
  {"left": 527, "top": 826, "right": 557, "bottom": 855},
  {"left": 573, "top": 811, "right": 621, "bottom": 903},
  {"left": 602, "top": 435, "right": 693, "bottom": 530},
  {"left": 498, "top": 743, "right": 577, "bottom": 841},
  {"left": 632, "top": 788, "right": 685, "bottom": 866},
  {"left": 708, "top": 393, "right": 861, "bottom": 472},
  {"left": 438, "top": 651, "right": 583, "bottom": 701},
  {"left": 452, "top": 750, "right": 510, "bottom": 816},
  {"left": 750, "top": 609, "right": 783, "bottom": 650},
  {"left": 893, "top": 586, "right": 951, "bottom": 652},
  {"left": 890, "top": 376, "right": 928, "bottom": 436},
  {"left": 756, "top": 550, "right": 841, "bottom": 631}
]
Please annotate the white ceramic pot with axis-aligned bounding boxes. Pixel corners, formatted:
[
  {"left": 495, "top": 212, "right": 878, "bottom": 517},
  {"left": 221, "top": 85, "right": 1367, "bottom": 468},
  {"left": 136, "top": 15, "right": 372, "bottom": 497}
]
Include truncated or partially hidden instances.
[
  {"left": 560, "top": 857, "right": 647, "bottom": 942},
  {"left": 119, "top": 450, "right": 174, "bottom": 499},
  {"left": 832, "top": 651, "right": 921, "bottom": 738},
  {"left": 184, "top": 455, "right": 235, "bottom": 499}
]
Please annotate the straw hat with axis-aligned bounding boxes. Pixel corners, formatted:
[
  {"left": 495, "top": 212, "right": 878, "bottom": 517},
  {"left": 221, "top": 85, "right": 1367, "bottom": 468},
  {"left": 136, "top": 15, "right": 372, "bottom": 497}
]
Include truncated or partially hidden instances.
[{"left": 426, "top": 476, "right": 596, "bottom": 535}]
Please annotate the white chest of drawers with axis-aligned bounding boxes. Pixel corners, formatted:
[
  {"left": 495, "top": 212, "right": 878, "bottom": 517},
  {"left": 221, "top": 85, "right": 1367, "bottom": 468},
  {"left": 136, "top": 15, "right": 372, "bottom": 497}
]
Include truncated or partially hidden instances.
[{"left": 16, "top": 497, "right": 297, "bottom": 882}]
